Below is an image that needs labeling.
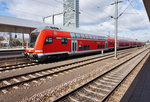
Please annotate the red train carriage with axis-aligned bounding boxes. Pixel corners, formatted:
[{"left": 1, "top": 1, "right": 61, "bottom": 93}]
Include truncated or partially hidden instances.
[
  {"left": 107, "top": 37, "right": 115, "bottom": 49},
  {"left": 119, "top": 39, "right": 130, "bottom": 48},
  {"left": 25, "top": 26, "right": 144, "bottom": 62}
]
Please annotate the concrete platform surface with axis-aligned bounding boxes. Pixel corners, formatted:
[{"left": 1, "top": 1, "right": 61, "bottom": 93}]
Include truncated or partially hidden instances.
[
  {"left": 0, "top": 48, "right": 25, "bottom": 58},
  {"left": 121, "top": 55, "right": 150, "bottom": 102},
  {"left": 0, "top": 48, "right": 25, "bottom": 52}
]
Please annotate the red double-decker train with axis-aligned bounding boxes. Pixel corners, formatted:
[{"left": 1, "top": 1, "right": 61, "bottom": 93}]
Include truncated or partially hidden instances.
[{"left": 25, "top": 26, "right": 145, "bottom": 62}]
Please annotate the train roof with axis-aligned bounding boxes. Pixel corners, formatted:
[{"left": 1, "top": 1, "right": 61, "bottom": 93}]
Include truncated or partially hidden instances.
[
  {"left": 32, "top": 25, "right": 108, "bottom": 37},
  {"left": 32, "top": 25, "right": 144, "bottom": 42}
]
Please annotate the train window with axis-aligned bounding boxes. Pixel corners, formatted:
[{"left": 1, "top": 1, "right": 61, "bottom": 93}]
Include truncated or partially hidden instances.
[
  {"left": 28, "top": 32, "right": 39, "bottom": 48},
  {"left": 79, "top": 45, "right": 83, "bottom": 51},
  {"left": 103, "top": 37, "right": 106, "bottom": 40},
  {"left": 45, "top": 37, "right": 53, "bottom": 44},
  {"left": 85, "top": 35, "right": 89, "bottom": 39},
  {"left": 70, "top": 32, "right": 75, "bottom": 38},
  {"left": 109, "top": 41, "right": 113, "bottom": 45},
  {"left": 98, "top": 36, "right": 101, "bottom": 40},
  {"left": 96, "top": 36, "right": 99, "bottom": 40},
  {"left": 81, "top": 34, "right": 85, "bottom": 39},
  {"left": 61, "top": 38, "right": 67, "bottom": 44},
  {"left": 93, "top": 36, "right": 96, "bottom": 39},
  {"left": 89, "top": 35, "right": 93, "bottom": 39},
  {"left": 97, "top": 45, "right": 105, "bottom": 49},
  {"left": 83, "top": 45, "right": 87, "bottom": 50},
  {"left": 88, "top": 45, "right": 90, "bottom": 50},
  {"left": 103, "top": 45, "right": 105, "bottom": 48},
  {"left": 76, "top": 33, "right": 80, "bottom": 38}
]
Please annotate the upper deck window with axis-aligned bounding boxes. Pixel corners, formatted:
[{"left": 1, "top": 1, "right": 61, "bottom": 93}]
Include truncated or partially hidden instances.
[
  {"left": 76, "top": 33, "right": 80, "bottom": 38},
  {"left": 93, "top": 36, "right": 96, "bottom": 39},
  {"left": 98, "top": 36, "right": 101, "bottom": 40},
  {"left": 81, "top": 34, "right": 85, "bottom": 39},
  {"left": 104, "top": 37, "right": 107, "bottom": 40},
  {"left": 89, "top": 35, "right": 93, "bottom": 39},
  {"left": 96, "top": 36, "right": 99, "bottom": 40},
  {"left": 70, "top": 32, "right": 75, "bottom": 38},
  {"left": 99, "top": 36, "right": 106, "bottom": 40},
  {"left": 85, "top": 35, "right": 89, "bottom": 39}
]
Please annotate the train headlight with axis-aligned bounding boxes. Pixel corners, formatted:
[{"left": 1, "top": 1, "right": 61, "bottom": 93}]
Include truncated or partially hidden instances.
[{"left": 35, "top": 50, "right": 43, "bottom": 52}]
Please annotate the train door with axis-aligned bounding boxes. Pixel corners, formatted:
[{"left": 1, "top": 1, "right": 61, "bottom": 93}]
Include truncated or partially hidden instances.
[
  {"left": 105, "top": 41, "right": 108, "bottom": 48},
  {"left": 132, "top": 42, "right": 133, "bottom": 47},
  {"left": 71, "top": 40, "right": 77, "bottom": 53}
]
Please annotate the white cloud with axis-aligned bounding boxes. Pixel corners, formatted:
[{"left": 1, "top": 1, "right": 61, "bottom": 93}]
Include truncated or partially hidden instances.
[
  {"left": 0, "top": 0, "right": 150, "bottom": 41},
  {"left": 2, "top": 0, "right": 63, "bottom": 22}
]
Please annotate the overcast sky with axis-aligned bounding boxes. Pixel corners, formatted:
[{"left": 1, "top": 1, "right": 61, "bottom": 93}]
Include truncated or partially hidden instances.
[{"left": 0, "top": 0, "right": 150, "bottom": 41}]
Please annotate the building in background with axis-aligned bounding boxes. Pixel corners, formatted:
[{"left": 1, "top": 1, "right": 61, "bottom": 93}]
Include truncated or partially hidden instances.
[{"left": 63, "top": 0, "right": 79, "bottom": 28}]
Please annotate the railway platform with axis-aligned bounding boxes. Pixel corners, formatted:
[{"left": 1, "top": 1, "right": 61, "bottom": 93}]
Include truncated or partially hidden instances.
[
  {"left": 0, "top": 48, "right": 25, "bottom": 52},
  {"left": 121, "top": 55, "right": 150, "bottom": 102},
  {"left": 0, "top": 48, "right": 25, "bottom": 58}
]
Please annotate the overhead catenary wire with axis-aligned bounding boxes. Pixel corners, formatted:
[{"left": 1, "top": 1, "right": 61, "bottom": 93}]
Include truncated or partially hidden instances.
[
  {"left": 118, "top": 0, "right": 134, "bottom": 18},
  {"left": 79, "top": 1, "right": 115, "bottom": 31},
  {"left": 79, "top": 8, "right": 113, "bottom": 27},
  {"left": 128, "top": 0, "right": 140, "bottom": 15},
  {"left": 114, "top": 0, "right": 147, "bottom": 41},
  {"left": 117, "top": 0, "right": 142, "bottom": 18},
  {"left": 82, "top": 0, "right": 114, "bottom": 18}
]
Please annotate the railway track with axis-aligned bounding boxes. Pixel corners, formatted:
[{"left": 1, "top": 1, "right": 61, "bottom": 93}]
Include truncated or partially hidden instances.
[
  {"left": 0, "top": 56, "right": 30, "bottom": 67},
  {"left": 53, "top": 48, "right": 150, "bottom": 102},
  {"left": 0, "top": 63, "right": 38, "bottom": 72},
  {"left": 0, "top": 48, "right": 138, "bottom": 72},
  {"left": 0, "top": 56, "right": 38, "bottom": 72},
  {"left": 0, "top": 48, "right": 137, "bottom": 94}
]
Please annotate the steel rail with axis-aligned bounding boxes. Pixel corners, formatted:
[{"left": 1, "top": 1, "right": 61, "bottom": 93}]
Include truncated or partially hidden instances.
[
  {"left": 0, "top": 48, "right": 136, "bottom": 72},
  {"left": 0, "top": 51, "right": 133, "bottom": 91},
  {"left": 53, "top": 48, "right": 149, "bottom": 102}
]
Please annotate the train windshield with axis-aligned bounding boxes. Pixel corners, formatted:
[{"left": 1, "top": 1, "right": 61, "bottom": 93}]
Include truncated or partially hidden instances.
[{"left": 28, "top": 32, "right": 39, "bottom": 48}]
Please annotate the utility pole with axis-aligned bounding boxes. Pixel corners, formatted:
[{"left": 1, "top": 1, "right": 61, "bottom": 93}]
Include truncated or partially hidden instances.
[{"left": 114, "top": 0, "right": 118, "bottom": 59}]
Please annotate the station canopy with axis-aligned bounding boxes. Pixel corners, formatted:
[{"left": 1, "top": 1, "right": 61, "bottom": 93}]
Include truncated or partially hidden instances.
[
  {"left": 143, "top": 0, "right": 150, "bottom": 22},
  {"left": 0, "top": 15, "right": 51, "bottom": 33}
]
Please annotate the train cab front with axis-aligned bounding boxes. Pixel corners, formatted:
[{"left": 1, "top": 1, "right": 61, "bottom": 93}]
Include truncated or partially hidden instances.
[{"left": 25, "top": 31, "right": 45, "bottom": 62}]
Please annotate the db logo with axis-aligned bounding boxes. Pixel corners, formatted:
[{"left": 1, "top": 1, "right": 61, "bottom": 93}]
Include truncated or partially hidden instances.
[{"left": 54, "top": 31, "right": 57, "bottom": 35}]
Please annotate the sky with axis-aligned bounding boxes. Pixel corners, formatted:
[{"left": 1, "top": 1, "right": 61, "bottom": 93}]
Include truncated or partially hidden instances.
[{"left": 0, "top": 0, "right": 150, "bottom": 41}]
